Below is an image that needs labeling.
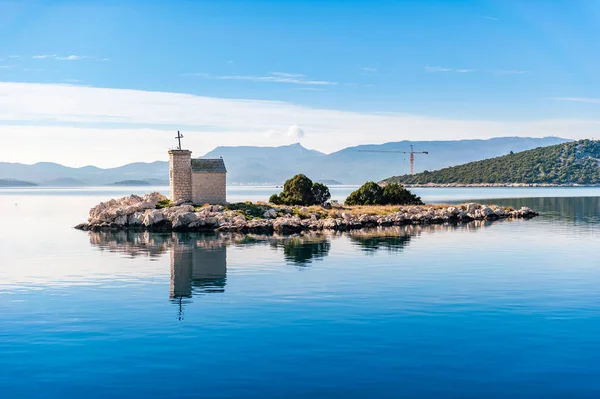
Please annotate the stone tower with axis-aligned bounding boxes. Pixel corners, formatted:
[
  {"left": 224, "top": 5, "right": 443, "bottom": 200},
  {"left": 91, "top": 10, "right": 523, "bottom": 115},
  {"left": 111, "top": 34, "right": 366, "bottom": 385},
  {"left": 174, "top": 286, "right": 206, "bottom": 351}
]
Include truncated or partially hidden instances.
[{"left": 168, "top": 149, "right": 192, "bottom": 203}]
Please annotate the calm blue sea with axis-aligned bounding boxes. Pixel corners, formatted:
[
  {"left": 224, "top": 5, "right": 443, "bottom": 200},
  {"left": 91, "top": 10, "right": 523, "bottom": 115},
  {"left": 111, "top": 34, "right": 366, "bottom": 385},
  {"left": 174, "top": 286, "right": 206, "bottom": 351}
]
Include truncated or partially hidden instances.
[{"left": 1, "top": 187, "right": 599, "bottom": 398}]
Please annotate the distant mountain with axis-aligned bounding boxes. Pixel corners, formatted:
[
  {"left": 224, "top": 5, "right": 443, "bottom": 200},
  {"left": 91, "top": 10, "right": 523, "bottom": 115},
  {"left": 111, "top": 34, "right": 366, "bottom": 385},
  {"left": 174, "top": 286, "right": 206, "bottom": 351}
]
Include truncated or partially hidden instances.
[
  {"left": 0, "top": 137, "right": 571, "bottom": 185},
  {"left": 0, "top": 178, "right": 38, "bottom": 187},
  {"left": 144, "top": 178, "right": 169, "bottom": 186},
  {"left": 202, "top": 143, "right": 326, "bottom": 184},
  {"left": 384, "top": 140, "right": 600, "bottom": 185},
  {"left": 110, "top": 180, "right": 152, "bottom": 186},
  {"left": 0, "top": 160, "right": 168, "bottom": 186},
  {"left": 322, "top": 137, "right": 570, "bottom": 184},
  {"left": 317, "top": 179, "right": 344, "bottom": 185},
  {"left": 45, "top": 177, "right": 87, "bottom": 186}
]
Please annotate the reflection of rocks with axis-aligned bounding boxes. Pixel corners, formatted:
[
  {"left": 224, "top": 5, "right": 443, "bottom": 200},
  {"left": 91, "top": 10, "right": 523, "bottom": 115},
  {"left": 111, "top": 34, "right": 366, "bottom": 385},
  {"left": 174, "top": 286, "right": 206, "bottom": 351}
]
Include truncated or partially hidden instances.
[
  {"left": 479, "top": 196, "right": 600, "bottom": 226},
  {"left": 349, "top": 220, "right": 497, "bottom": 254},
  {"left": 350, "top": 227, "right": 414, "bottom": 254},
  {"left": 89, "top": 230, "right": 171, "bottom": 258}
]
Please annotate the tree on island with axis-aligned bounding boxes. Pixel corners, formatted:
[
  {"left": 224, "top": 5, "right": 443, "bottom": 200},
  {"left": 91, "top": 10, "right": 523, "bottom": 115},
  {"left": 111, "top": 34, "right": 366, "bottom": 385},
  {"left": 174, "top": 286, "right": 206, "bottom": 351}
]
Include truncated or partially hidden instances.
[
  {"left": 270, "top": 174, "right": 331, "bottom": 206},
  {"left": 345, "top": 182, "right": 423, "bottom": 206}
]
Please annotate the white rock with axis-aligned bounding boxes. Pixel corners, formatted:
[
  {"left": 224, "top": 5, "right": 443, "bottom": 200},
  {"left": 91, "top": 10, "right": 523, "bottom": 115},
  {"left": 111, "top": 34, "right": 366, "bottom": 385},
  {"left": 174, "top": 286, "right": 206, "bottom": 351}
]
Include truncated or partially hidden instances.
[
  {"left": 466, "top": 203, "right": 479, "bottom": 213},
  {"left": 128, "top": 212, "right": 144, "bottom": 226}
]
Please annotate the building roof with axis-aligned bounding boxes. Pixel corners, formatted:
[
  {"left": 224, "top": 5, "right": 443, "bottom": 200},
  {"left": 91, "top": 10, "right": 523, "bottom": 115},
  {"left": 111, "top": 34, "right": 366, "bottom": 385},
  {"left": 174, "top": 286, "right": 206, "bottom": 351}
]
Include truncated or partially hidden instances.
[{"left": 191, "top": 158, "right": 227, "bottom": 173}]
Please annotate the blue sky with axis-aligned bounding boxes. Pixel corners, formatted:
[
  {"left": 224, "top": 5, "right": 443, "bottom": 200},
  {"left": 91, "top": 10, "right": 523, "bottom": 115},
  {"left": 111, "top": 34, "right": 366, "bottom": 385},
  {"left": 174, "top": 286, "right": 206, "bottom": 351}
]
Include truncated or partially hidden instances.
[{"left": 2, "top": 0, "right": 600, "bottom": 166}]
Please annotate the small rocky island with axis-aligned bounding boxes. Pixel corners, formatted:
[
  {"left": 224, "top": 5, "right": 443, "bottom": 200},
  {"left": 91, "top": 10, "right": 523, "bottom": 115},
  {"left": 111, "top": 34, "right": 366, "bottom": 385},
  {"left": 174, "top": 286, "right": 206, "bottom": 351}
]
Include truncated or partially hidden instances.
[{"left": 75, "top": 192, "right": 539, "bottom": 234}]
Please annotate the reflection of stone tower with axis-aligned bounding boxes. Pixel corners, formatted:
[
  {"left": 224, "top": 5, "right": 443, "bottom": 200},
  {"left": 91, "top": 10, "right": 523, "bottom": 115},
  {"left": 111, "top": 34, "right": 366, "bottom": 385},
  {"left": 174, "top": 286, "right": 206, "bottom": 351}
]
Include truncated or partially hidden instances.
[
  {"left": 168, "top": 149, "right": 192, "bottom": 203},
  {"left": 192, "top": 246, "right": 227, "bottom": 293},
  {"left": 170, "top": 244, "right": 194, "bottom": 299},
  {"left": 170, "top": 242, "right": 227, "bottom": 300}
]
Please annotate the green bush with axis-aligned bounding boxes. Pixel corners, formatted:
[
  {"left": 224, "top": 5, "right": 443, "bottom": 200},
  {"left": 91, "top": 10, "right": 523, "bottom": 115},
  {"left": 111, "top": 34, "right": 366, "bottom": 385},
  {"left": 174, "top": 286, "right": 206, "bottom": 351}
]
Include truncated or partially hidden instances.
[
  {"left": 226, "top": 202, "right": 267, "bottom": 218},
  {"left": 156, "top": 199, "right": 172, "bottom": 209},
  {"left": 344, "top": 181, "right": 383, "bottom": 205},
  {"left": 382, "top": 183, "right": 423, "bottom": 205},
  {"left": 270, "top": 174, "right": 331, "bottom": 206},
  {"left": 345, "top": 182, "right": 423, "bottom": 206}
]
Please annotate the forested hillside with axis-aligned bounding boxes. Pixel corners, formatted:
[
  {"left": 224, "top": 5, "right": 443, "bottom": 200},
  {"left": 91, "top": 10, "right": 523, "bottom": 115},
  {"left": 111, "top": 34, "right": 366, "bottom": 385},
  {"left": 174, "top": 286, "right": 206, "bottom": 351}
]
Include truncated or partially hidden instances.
[{"left": 384, "top": 140, "right": 600, "bottom": 185}]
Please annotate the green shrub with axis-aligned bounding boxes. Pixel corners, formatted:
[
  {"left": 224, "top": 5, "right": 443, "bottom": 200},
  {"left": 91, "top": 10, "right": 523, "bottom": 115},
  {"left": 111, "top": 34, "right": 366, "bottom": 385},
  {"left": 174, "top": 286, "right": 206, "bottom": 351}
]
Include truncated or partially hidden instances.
[
  {"left": 156, "top": 199, "right": 172, "bottom": 209},
  {"left": 382, "top": 183, "right": 423, "bottom": 205},
  {"left": 344, "top": 181, "right": 383, "bottom": 205},
  {"left": 345, "top": 182, "right": 423, "bottom": 206},
  {"left": 270, "top": 174, "right": 331, "bottom": 206},
  {"left": 226, "top": 202, "right": 267, "bottom": 218}
]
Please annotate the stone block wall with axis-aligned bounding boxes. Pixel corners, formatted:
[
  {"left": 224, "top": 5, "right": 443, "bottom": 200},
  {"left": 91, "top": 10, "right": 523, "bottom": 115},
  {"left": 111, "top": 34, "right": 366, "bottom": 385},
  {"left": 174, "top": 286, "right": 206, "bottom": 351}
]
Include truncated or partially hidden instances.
[
  {"left": 192, "top": 172, "right": 227, "bottom": 204},
  {"left": 169, "top": 150, "right": 192, "bottom": 203}
]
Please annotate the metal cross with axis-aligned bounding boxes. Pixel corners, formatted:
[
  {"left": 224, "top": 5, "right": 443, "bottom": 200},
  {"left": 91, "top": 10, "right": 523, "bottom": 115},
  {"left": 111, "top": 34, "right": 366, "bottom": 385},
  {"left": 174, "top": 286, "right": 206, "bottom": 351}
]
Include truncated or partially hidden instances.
[{"left": 175, "top": 131, "right": 184, "bottom": 150}]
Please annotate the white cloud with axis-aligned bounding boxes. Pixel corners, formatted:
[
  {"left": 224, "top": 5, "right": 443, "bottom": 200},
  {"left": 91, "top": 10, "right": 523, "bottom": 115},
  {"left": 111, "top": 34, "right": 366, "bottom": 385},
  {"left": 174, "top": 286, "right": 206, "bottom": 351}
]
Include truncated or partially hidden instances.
[
  {"left": 187, "top": 72, "right": 337, "bottom": 85},
  {"left": 482, "top": 16, "right": 499, "bottom": 21},
  {"left": 361, "top": 67, "right": 378, "bottom": 73},
  {"left": 496, "top": 70, "right": 529, "bottom": 75},
  {"left": 0, "top": 82, "right": 599, "bottom": 167},
  {"left": 8, "top": 55, "right": 20, "bottom": 59},
  {"left": 31, "top": 54, "right": 106, "bottom": 61},
  {"left": 271, "top": 72, "right": 305, "bottom": 78},
  {"left": 287, "top": 124, "right": 305, "bottom": 139},
  {"left": 0, "top": 65, "right": 13, "bottom": 69},
  {"left": 549, "top": 97, "right": 600, "bottom": 104},
  {"left": 292, "top": 88, "right": 325, "bottom": 91},
  {"left": 425, "top": 66, "right": 475, "bottom": 73},
  {"left": 55, "top": 55, "right": 87, "bottom": 60},
  {"left": 264, "top": 124, "right": 305, "bottom": 139}
]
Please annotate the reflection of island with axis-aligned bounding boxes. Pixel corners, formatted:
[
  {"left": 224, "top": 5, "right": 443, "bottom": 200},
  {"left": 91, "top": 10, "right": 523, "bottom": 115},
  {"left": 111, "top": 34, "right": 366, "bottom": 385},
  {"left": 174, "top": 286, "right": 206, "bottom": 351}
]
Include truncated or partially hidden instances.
[
  {"left": 349, "top": 221, "right": 495, "bottom": 254},
  {"left": 269, "top": 236, "right": 331, "bottom": 266},
  {"left": 479, "top": 196, "right": 600, "bottom": 226},
  {"left": 87, "top": 220, "right": 502, "bottom": 317},
  {"left": 350, "top": 227, "right": 413, "bottom": 254}
]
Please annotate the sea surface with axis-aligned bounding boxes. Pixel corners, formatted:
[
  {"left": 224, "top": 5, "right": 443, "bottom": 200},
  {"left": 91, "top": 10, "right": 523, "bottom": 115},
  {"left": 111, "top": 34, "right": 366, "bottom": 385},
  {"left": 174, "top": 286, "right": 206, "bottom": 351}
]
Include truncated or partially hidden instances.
[{"left": 1, "top": 187, "right": 599, "bottom": 398}]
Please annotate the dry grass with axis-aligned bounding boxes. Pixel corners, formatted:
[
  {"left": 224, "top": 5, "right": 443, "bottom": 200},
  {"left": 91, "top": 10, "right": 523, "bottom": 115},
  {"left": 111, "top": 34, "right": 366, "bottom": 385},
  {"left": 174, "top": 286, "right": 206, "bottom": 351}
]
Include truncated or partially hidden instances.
[{"left": 300, "top": 204, "right": 444, "bottom": 217}]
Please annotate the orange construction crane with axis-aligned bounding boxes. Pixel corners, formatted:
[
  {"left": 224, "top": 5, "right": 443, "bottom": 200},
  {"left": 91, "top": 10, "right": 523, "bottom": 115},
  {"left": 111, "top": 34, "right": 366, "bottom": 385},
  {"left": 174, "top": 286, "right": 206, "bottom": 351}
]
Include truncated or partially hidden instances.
[{"left": 358, "top": 145, "right": 429, "bottom": 175}]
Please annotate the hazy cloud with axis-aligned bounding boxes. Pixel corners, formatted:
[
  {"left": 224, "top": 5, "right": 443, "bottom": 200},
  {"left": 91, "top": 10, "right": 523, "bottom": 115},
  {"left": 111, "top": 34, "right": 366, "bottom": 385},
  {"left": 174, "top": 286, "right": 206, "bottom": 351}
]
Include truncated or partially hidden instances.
[
  {"left": 481, "top": 16, "right": 499, "bottom": 21},
  {"left": 361, "top": 67, "right": 378, "bottom": 73},
  {"left": 496, "top": 70, "right": 529, "bottom": 75},
  {"left": 1, "top": 82, "right": 599, "bottom": 166},
  {"left": 425, "top": 66, "right": 475, "bottom": 73},
  {"left": 186, "top": 72, "right": 337, "bottom": 85},
  {"left": 293, "top": 88, "right": 325, "bottom": 91},
  {"left": 549, "top": 97, "right": 600, "bottom": 104},
  {"left": 31, "top": 54, "right": 107, "bottom": 61},
  {"left": 56, "top": 55, "right": 87, "bottom": 60}
]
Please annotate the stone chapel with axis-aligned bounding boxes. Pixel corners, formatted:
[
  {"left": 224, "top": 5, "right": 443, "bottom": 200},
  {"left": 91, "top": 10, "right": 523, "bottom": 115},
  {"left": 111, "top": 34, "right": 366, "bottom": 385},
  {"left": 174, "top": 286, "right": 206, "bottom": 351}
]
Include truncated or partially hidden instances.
[{"left": 168, "top": 148, "right": 227, "bottom": 205}]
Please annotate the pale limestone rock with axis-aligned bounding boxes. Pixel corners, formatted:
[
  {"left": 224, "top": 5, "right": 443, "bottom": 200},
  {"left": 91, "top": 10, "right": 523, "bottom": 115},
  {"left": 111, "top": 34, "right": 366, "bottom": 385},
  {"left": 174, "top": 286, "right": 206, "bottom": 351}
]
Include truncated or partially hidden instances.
[{"left": 114, "top": 215, "right": 127, "bottom": 226}]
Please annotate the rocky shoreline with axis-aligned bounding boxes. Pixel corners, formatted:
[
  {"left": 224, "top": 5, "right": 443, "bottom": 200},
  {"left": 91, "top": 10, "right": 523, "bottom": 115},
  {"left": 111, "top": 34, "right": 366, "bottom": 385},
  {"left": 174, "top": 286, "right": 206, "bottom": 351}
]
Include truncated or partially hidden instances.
[
  {"left": 400, "top": 182, "right": 600, "bottom": 188},
  {"left": 75, "top": 192, "right": 540, "bottom": 234}
]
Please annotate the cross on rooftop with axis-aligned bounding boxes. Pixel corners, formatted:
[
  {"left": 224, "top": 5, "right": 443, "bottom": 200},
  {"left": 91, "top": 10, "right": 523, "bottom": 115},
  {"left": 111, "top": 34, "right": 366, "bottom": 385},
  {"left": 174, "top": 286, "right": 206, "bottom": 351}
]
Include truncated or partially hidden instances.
[{"left": 175, "top": 131, "right": 184, "bottom": 150}]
